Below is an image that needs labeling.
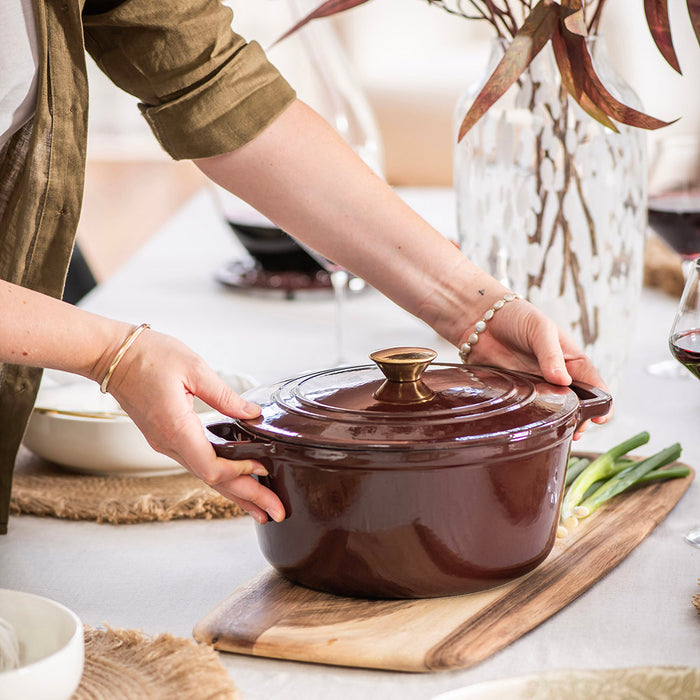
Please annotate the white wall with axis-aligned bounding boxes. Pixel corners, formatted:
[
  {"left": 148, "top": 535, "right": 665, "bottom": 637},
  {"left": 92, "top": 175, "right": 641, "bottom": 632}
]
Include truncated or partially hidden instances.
[
  {"left": 85, "top": 0, "right": 699, "bottom": 184},
  {"left": 601, "top": 1, "right": 700, "bottom": 144}
]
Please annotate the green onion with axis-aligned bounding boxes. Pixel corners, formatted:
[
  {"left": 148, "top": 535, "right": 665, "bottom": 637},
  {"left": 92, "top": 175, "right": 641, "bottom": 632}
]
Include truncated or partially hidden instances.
[
  {"left": 577, "top": 443, "right": 682, "bottom": 517},
  {"left": 560, "top": 431, "right": 650, "bottom": 526},
  {"left": 565, "top": 457, "right": 590, "bottom": 486},
  {"left": 611, "top": 458, "right": 636, "bottom": 471},
  {"left": 636, "top": 465, "right": 691, "bottom": 484}
]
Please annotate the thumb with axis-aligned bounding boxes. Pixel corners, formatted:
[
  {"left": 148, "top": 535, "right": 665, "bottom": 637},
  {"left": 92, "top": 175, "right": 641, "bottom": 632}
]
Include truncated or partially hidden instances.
[
  {"left": 194, "top": 370, "right": 261, "bottom": 419},
  {"left": 532, "top": 320, "right": 572, "bottom": 386}
]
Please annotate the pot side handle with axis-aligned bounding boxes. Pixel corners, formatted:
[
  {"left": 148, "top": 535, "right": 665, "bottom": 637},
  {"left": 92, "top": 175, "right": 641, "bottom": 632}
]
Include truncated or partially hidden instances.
[
  {"left": 570, "top": 381, "right": 613, "bottom": 425},
  {"left": 206, "top": 421, "right": 274, "bottom": 461}
]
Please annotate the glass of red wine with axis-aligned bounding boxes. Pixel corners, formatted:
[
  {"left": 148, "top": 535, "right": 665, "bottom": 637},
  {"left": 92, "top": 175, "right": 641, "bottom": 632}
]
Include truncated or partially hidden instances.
[
  {"left": 668, "top": 258, "right": 700, "bottom": 546},
  {"left": 670, "top": 258, "right": 700, "bottom": 380},
  {"left": 647, "top": 135, "right": 700, "bottom": 378}
]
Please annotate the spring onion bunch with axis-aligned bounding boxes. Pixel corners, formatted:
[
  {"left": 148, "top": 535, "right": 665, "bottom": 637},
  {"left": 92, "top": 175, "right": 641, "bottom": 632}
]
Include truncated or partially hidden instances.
[{"left": 558, "top": 432, "right": 688, "bottom": 537}]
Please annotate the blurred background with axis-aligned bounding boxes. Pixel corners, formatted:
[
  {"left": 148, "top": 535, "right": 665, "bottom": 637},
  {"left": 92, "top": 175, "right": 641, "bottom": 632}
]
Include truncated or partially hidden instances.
[{"left": 77, "top": 0, "right": 700, "bottom": 284}]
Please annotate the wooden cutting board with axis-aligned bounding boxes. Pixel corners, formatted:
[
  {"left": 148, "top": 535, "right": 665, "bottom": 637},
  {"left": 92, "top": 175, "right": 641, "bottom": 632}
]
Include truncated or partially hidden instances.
[{"left": 193, "top": 458, "right": 693, "bottom": 673}]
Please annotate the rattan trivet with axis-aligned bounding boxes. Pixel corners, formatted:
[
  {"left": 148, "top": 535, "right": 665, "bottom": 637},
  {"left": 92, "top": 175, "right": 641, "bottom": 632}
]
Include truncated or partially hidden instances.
[
  {"left": 10, "top": 450, "right": 245, "bottom": 524},
  {"left": 73, "top": 626, "right": 238, "bottom": 700},
  {"left": 694, "top": 579, "right": 700, "bottom": 615}
]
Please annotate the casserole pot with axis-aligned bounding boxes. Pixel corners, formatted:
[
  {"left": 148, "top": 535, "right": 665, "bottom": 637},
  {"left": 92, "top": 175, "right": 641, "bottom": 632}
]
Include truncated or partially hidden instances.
[{"left": 207, "top": 347, "right": 611, "bottom": 599}]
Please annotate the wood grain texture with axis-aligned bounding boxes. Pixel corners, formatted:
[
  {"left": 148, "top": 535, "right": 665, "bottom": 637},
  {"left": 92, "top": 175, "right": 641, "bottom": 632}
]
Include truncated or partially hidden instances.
[{"left": 193, "top": 458, "right": 693, "bottom": 673}]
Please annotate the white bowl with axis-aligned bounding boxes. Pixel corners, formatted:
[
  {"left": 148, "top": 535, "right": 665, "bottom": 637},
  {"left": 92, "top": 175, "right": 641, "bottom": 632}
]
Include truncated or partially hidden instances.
[
  {"left": 22, "top": 370, "right": 257, "bottom": 477},
  {"left": 0, "top": 589, "right": 84, "bottom": 700}
]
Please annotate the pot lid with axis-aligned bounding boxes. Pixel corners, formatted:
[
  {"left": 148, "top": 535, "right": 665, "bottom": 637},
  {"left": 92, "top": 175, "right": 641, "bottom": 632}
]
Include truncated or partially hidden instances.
[{"left": 238, "top": 347, "right": 609, "bottom": 451}]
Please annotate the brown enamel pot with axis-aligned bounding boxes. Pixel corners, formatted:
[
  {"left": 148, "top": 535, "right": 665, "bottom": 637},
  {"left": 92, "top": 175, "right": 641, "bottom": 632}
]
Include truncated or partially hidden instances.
[{"left": 207, "top": 347, "right": 611, "bottom": 599}]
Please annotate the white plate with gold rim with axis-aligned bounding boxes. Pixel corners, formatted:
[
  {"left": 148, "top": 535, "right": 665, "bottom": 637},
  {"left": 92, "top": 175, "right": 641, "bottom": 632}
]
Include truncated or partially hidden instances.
[
  {"left": 22, "top": 370, "right": 257, "bottom": 477},
  {"left": 431, "top": 666, "right": 700, "bottom": 700}
]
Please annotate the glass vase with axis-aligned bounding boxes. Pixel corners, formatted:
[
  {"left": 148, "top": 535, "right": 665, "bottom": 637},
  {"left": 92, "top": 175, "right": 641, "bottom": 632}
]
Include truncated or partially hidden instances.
[{"left": 454, "top": 37, "right": 647, "bottom": 389}]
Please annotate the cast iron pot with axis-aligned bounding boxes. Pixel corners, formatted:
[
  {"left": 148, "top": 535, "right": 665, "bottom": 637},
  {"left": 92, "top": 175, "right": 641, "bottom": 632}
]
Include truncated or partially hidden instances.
[{"left": 207, "top": 347, "right": 611, "bottom": 599}]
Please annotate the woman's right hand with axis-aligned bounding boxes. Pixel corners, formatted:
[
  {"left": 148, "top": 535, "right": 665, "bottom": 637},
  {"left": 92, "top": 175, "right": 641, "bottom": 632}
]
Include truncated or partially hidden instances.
[
  {"left": 98, "top": 328, "right": 286, "bottom": 524},
  {"left": 1, "top": 282, "right": 284, "bottom": 522}
]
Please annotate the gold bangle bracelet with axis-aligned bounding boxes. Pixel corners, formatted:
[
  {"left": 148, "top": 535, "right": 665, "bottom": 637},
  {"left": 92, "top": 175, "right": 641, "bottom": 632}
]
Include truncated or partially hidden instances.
[{"left": 99, "top": 323, "right": 151, "bottom": 394}]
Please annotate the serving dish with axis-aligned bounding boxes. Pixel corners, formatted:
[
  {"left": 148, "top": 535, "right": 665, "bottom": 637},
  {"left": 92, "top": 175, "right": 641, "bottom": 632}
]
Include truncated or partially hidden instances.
[
  {"left": 0, "top": 589, "right": 84, "bottom": 700},
  {"left": 430, "top": 666, "right": 700, "bottom": 699},
  {"left": 23, "top": 370, "right": 257, "bottom": 477},
  {"left": 207, "top": 347, "right": 611, "bottom": 598}
]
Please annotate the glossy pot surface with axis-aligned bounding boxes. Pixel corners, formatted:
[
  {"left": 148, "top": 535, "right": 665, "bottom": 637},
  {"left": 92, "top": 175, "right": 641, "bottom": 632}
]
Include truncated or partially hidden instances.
[{"left": 208, "top": 348, "right": 611, "bottom": 598}]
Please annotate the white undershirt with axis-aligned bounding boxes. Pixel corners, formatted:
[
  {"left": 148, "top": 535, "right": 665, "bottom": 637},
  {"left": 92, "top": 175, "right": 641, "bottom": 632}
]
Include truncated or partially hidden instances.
[{"left": 0, "top": 0, "right": 39, "bottom": 149}]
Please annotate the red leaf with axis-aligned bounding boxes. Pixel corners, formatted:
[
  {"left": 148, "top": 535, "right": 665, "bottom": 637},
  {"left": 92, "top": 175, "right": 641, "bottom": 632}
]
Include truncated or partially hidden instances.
[
  {"left": 457, "top": 0, "right": 560, "bottom": 141},
  {"left": 563, "top": 29, "right": 675, "bottom": 130},
  {"left": 644, "top": 0, "right": 682, "bottom": 73},
  {"left": 561, "top": 0, "right": 587, "bottom": 36},
  {"left": 688, "top": 0, "right": 700, "bottom": 46},
  {"left": 551, "top": 24, "right": 618, "bottom": 131},
  {"left": 271, "top": 0, "right": 372, "bottom": 47}
]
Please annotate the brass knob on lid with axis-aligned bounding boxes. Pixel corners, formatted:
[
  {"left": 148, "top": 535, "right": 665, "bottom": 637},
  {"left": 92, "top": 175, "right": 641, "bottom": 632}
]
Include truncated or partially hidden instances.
[{"left": 369, "top": 347, "right": 437, "bottom": 404}]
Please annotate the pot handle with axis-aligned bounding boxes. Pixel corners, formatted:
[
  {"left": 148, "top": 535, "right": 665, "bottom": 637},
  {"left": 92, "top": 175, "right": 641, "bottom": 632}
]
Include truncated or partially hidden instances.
[
  {"left": 570, "top": 382, "right": 613, "bottom": 424},
  {"left": 206, "top": 421, "right": 275, "bottom": 461}
]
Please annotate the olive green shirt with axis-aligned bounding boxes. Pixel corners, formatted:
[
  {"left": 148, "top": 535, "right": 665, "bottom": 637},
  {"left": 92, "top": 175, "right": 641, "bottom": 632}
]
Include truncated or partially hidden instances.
[{"left": 0, "top": 0, "right": 296, "bottom": 533}]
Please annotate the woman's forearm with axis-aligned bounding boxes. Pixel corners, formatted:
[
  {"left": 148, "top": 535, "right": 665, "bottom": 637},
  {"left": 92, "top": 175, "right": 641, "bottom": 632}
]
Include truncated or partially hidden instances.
[
  {"left": 0, "top": 282, "right": 286, "bottom": 521},
  {"left": 0, "top": 280, "right": 131, "bottom": 383},
  {"left": 194, "top": 99, "right": 507, "bottom": 346}
]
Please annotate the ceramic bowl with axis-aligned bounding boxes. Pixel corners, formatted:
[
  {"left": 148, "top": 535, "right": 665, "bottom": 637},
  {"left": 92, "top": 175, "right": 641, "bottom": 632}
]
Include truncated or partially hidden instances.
[
  {"left": 0, "top": 589, "right": 84, "bottom": 700},
  {"left": 23, "top": 370, "right": 257, "bottom": 477}
]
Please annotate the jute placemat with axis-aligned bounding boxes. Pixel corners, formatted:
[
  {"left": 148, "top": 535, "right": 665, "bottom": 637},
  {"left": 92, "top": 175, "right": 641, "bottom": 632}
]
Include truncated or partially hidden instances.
[
  {"left": 644, "top": 234, "right": 685, "bottom": 298},
  {"left": 73, "top": 626, "right": 238, "bottom": 700},
  {"left": 10, "top": 449, "right": 246, "bottom": 524}
]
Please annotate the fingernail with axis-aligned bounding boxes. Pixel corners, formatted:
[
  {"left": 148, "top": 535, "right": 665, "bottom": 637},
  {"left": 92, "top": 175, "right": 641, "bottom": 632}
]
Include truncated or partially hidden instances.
[
  {"left": 268, "top": 508, "right": 284, "bottom": 523},
  {"left": 243, "top": 400, "right": 261, "bottom": 416},
  {"left": 253, "top": 511, "right": 266, "bottom": 524},
  {"left": 252, "top": 464, "right": 268, "bottom": 477},
  {"left": 558, "top": 369, "right": 573, "bottom": 384}
]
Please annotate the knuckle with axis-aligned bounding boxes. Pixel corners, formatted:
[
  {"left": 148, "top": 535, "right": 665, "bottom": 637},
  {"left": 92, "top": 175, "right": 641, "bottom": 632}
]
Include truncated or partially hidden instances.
[{"left": 204, "top": 460, "right": 252, "bottom": 486}]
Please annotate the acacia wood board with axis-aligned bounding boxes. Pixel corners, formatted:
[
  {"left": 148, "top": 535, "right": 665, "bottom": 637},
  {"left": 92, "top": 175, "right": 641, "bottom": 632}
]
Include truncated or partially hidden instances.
[{"left": 193, "top": 456, "right": 693, "bottom": 673}]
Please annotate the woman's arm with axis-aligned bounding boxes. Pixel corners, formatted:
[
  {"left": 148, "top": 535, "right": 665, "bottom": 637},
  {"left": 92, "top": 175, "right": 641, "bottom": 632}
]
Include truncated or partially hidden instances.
[
  {"left": 0, "top": 281, "right": 284, "bottom": 523},
  {"left": 194, "top": 99, "right": 610, "bottom": 411}
]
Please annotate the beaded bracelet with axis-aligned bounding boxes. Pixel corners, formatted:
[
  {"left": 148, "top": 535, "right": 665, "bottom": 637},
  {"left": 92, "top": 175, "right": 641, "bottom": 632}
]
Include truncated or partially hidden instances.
[
  {"left": 100, "top": 323, "right": 151, "bottom": 394},
  {"left": 458, "top": 293, "right": 522, "bottom": 363}
]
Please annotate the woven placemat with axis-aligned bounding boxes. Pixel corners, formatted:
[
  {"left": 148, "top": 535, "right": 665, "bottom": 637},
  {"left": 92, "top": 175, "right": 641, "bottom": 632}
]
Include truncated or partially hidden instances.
[
  {"left": 10, "top": 449, "right": 245, "bottom": 524},
  {"left": 73, "top": 626, "right": 238, "bottom": 700},
  {"left": 644, "top": 234, "right": 685, "bottom": 298}
]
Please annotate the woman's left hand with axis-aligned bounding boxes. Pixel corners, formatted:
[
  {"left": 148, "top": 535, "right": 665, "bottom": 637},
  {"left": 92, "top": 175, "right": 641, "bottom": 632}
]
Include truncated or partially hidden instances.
[{"left": 458, "top": 296, "right": 612, "bottom": 440}]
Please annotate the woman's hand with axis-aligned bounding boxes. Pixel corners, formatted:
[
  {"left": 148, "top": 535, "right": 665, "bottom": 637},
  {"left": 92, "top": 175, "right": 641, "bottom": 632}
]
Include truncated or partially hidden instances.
[
  {"left": 459, "top": 297, "right": 613, "bottom": 440},
  {"left": 102, "top": 329, "right": 285, "bottom": 524}
]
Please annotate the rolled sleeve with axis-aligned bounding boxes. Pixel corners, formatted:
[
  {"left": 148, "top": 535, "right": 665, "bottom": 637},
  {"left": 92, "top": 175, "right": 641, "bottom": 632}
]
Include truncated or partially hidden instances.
[
  {"left": 140, "top": 41, "right": 295, "bottom": 159},
  {"left": 83, "top": 0, "right": 296, "bottom": 160}
]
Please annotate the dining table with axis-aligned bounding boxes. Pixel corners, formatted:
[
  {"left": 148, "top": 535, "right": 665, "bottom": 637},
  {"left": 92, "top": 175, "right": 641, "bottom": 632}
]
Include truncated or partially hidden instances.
[{"left": 1, "top": 187, "right": 698, "bottom": 699}]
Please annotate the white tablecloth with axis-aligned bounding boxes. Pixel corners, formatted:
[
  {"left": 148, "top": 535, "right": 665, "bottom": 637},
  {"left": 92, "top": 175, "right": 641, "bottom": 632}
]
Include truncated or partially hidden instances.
[{"left": 2, "top": 188, "right": 698, "bottom": 699}]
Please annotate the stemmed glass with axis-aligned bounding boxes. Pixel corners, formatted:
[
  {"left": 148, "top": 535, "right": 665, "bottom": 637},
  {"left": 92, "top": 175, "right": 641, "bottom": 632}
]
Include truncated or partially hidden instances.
[
  {"left": 668, "top": 259, "right": 700, "bottom": 546},
  {"left": 297, "top": 244, "right": 351, "bottom": 366},
  {"left": 647, "top": 135, "right": 700, "bottom": 378}
]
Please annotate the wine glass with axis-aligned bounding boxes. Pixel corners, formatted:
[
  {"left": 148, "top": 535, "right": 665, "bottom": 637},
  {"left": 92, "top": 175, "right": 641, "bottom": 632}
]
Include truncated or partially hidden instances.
[
  {"left": 667, "top": 258, "right": 700, "bottom": 546},
  {"left": 296, "top": 243, "right": 351, "bottom": 366},
  {"left": 647, "top": 134, "right": 700, "bottom": 378}
]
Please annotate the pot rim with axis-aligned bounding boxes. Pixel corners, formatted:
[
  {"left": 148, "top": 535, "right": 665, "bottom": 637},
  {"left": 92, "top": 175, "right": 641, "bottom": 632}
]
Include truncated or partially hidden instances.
[{"left": 230, "top": 414, "right": 577, "bottom": 452}]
